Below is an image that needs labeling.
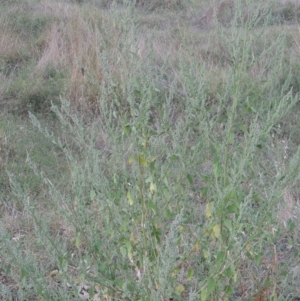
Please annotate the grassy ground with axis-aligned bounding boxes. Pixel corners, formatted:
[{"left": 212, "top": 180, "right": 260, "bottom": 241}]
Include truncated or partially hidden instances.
[{"left": 1, "top": 0, "right": 300, "bottom": 300}]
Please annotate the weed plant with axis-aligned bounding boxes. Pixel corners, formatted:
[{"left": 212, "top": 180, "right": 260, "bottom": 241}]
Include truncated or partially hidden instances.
[{"left": 1, "top": 0, "right": 300, "bottom": 301}]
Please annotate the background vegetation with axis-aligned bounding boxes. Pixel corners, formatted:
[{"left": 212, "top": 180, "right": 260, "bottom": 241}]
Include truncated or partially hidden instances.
[{"left": 1, "top": 0, "right": 300, "bottom": 300}]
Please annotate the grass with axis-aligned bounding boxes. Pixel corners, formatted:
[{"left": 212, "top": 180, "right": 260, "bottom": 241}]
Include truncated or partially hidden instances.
[{"left": 1, "top": 0, "right": 300, "bottom": 300}]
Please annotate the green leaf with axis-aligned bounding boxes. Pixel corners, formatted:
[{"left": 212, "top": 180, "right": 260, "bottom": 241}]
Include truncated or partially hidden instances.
[
  {"left": 146, "top": 200, "right": 156, "bottom": 212},
  {"left": 263, "top": 278, "right": 271, "bottom": 287},
  {"left": 226, "top": 204, "right": 239, "bottom": 213},
  {"left": 37, "top": 284, "right": 45, "bottom": 296},
  {"left": 88, "top": 287, "right": 95, "bottom": 299},
  {"left": 207, "top": 277, "right": 216, "bottom": 294},
  {"left": 216, "top": 251, "right": 226, "bottom": 264},
  {"left": 163, "top": 209, "right": 174, "bottom": 219},
  {"left": 225, "top": 285, "right": 234, "bottom": 295},
  {"left": 205, "top": 203, "right": 212, "bottom": 218},
  {"left": 224, "top": 266, "right": 235, "bottom": 278},
  {"left": 288, "top": 220, "right": 296, "bottom": 232},
  {"left": 228, "top": 131, "right": 235, "bottom": 144},
  {"left": 187, "top": 173, "right": 193, "bottom": 185},
  {"left": 255, "top": 254, "right": 262, "bottom": 265},
  {"left": 124, "top": 125, "right": 131, "bottom": 135},
  {"left": 253, "top": 193, "right": 260, "bottom": 203},
  {"left": 149, "top": 181, "right": 156, "bottom": 193},
  {"left": 223, "top": 219, "right": 232, "bottom": 232},
  {"left": 120, "top": 246, "right": 126, "bottom": 258},
  {"left": 187, "top": 268, "right": 194, "bottom": 280},
  {"left": 213, "top": 157, "right": 222, "bottom": 179},
  {"left": 212, "top": 224, "right": 220, "bottom": 238},
  {"left": 288, "top": 236, "right": 293, "bottom": 246},
  {"left": 224, "top": 267, "right": 232, "bottom": 277},
  {"left": 169, "top": 154, "right": 179, "bottom": 161},
  {"left": 239, "top": 124, "right": 248, "bottom": 134},
  {"left": 176, "top": 284, "right": 185, "bottom": 293},
  {"left": 134, "top": 90, "right": 142, "bottom": 98},
  {"left": 125, "top": 240, "right": 132, "bottom": 253},
  {"left": 200, "top": 187, "right": 208, "bottom": 196},
  {"left": 191, "top": 242, "right": 199, "bottom": 253},
  {"left": 90, "top": 189, "right": 96, "bottom": 201},
  {"left": 201, "top": 288, "right": 208, "bottom": 301},
  {"left": 246, "top": 104, "right": 257, "bottom": 113},
  {"left": 151, "top": 227, "right": 162, "bottom": 243},
  {"left": 149, "top": 130, "right": 158, "bottom": 136},
  {"left": 138, "top": 155, "right": 147, "bottom": 167},
  {"left": 93, "top": 239, "right": 103, "bottom": 253},
  {"left": 127, "top": 191, "right": 133, "bottom": 206},
  {"left": 58, "top": 252, "right": 70, "bottom": 272},
  {"left": 99, "top": 263, "right": 107, "bottom": 272},
  {"left": 149, "top": 161, "right": 155, "bottom": 172}
]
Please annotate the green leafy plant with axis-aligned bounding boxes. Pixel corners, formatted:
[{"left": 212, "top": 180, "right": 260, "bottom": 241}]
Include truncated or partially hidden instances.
[{"left": 1, "top": 0, "right": 300, "bottom": 300}]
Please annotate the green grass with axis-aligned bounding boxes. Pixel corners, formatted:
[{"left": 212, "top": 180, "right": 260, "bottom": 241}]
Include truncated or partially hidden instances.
[{"left": 1, "top": 0, "right": 300, "bottom": 300}]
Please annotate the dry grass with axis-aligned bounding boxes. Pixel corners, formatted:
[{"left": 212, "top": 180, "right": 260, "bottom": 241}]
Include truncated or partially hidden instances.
[
  {"left": 34, "top": 2, "right": 112, "bottom": 109},
  {"left": 0, "top": 25, "right": 24, "bottom": 63},
  {"left": 0, "top": 1, "right": 134, "bottom": 113},
  {"left": 2, "top": 0, "right": 297, "bottom": 115}
]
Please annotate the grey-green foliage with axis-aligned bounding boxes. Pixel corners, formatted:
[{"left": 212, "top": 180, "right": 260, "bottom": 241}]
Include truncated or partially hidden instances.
[{"left": 2, "top": 0, "right": 300, "bottom": 300}]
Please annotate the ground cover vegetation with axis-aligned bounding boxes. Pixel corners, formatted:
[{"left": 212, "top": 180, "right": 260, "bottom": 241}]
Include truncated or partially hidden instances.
[{"left": 1, "top": 0, "right": 300, "bottom": 300}]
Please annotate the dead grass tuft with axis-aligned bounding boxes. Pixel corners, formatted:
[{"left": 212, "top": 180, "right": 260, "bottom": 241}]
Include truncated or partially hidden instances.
[
  {"left": 196, "top": 0, "right": 235, "bottom": 29},
  {"left": 275, "top": 139, "right": 300, "bottom": 229},
  {"left": 0, "top": 27, "right": 23, "bottom": 63},
  {"left": 0, "top": 1, "right": 126, "bottom": 113},
  {"left": 278, "top": 188, "right": 300, "bottom": 229},
  {"left": 136, "top": 0, "right": 185, "bottom": 11},
  {"left": 35, "top": 3, "right": 102, "bottom": 108}
]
